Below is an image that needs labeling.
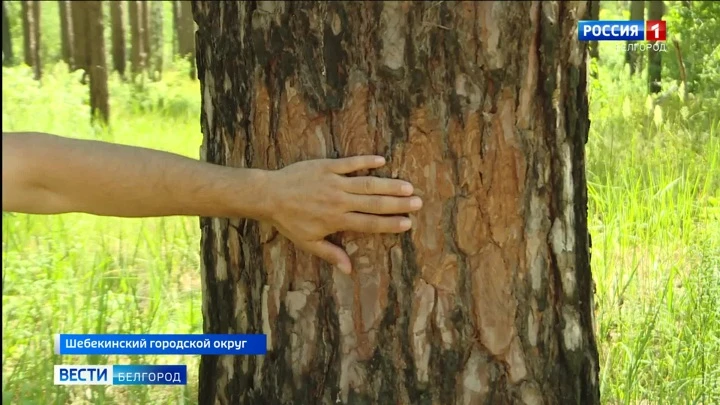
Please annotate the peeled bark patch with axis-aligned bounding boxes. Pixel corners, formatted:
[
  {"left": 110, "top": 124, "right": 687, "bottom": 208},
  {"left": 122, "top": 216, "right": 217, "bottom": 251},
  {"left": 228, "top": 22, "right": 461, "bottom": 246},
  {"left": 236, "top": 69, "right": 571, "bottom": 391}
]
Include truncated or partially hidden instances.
[{"left": 194, "top": 2, "right": 599, "bottom": 404}]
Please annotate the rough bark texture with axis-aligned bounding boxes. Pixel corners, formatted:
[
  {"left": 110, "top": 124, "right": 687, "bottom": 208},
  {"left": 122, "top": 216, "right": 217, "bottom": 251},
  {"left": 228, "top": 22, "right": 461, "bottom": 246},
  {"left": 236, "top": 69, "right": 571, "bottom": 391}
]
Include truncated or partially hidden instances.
[
  {"left": 58, "top": 0, "right": 74, "bottom": 68},
  {"left": 21, "top": 0, "right": 40, "bottom": 79},
  {"left": 2, "top": 1, "right": 13, "bottom": 66},
  {"left": 149, "top": 1, "right": 163, "bottom": 81},
  {"left": 194, "top": 2, "right": 600, "bottom": 405},
  {"left": 73, "top": 1, "right": 109, "bottom": 123},
  {"left": 128, "top": 0, "right": 143, "bottom": 78},
  {"left": 587, "top": 1, "right": 600, "bottom": 60},
  {"left": 110, "top": 0, "right": 126, "bottom": 77},
  {"left": 177, "top": 0, "right": 195, "bottom": 79},
  {"left": 626, "top": 1, "right": 644, "bottom": 75},
  {"left": 647, "top": 0, "right": 663, "bottom": 93}
]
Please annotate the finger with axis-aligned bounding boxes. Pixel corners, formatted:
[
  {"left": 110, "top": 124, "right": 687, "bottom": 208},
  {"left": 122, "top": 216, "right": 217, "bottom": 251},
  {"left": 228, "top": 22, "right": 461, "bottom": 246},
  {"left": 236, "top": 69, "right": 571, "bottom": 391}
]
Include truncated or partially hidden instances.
[
  {"left": 342, "top": 213, "right": 413, "bottom": 234},
  {"left": 303, "top": 240, "right": 353, "bottom": 274},
  {"left": 328, "top": 155, "right": 386, "bottom": 174},
  {"left": 342, "top": 176, "right": 414, "bottom": 196},
  {"left": 345, "top": 195, "right": 423, "bottom": 215}
]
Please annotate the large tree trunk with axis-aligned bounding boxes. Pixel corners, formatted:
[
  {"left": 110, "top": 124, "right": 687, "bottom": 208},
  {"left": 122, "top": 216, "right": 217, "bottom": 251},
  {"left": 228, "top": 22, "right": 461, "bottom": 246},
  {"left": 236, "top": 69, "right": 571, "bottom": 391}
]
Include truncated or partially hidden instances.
[
  {"left": 626, "top": 1, "right": 644, "bottom": 75},
  {"left": 71, "top": 0, "right": 88, "bottom": 74},
  {"left": 58, "top": 0, "right": 74, "bottom": 68},
  {"left": 149, "top": 0, "right": 163, "bottom": 81},
  {"left": 177, "top": 0, "right": 195, "bottom": 80},
  {"left": 647, "top": 0, "right": 664, "bottom": 93},
  {"left": 194, "top": 2, "right": 600, "bottom": 405},
  {"left": 20, "top": 0, "right": 41, "bottom": 79},
  {"left": 2, "top": 1, "right": 13, "bottom": 66},
  {"left": 73, "top": 1, "right": 109, "bottom": 123},
  {"left": 128, "top": 0, "right": 144, "bottom": 78},
  {"left": 110, "top": 0, "right": 126, "bottom": 77}
]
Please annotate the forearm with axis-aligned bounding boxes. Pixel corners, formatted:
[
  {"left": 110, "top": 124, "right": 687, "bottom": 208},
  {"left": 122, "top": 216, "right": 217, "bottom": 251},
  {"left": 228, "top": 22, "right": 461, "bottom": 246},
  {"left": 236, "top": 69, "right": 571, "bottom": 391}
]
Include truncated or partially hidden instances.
[{"left": 2, "top": 132, "right": 272, "bottom": 219}]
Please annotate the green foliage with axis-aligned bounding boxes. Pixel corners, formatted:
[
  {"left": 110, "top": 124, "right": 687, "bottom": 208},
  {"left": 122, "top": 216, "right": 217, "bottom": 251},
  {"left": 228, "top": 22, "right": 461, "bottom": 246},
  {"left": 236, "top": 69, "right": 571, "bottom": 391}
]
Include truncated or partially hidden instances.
[{"left": 665, "top": 1, "right": 720, "bottom": 97}]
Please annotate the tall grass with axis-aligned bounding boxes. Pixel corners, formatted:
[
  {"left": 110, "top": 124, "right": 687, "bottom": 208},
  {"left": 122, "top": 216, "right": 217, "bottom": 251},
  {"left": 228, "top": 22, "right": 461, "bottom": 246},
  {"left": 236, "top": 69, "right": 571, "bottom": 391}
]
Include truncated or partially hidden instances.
[{"left": 2, "top": 7, "right": 720, "bottom": 405}]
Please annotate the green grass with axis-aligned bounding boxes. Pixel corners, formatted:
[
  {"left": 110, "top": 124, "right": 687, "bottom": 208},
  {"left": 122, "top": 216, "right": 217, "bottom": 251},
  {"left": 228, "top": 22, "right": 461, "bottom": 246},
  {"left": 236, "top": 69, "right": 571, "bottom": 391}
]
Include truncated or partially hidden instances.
[{"left": 3, "top": 7, "right": 720, "bottom": 405}]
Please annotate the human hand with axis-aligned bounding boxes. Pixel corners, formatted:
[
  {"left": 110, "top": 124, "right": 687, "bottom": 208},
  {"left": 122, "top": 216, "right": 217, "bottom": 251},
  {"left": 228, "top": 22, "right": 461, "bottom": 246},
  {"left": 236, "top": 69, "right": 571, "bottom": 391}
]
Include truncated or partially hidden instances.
[{"left": 263, "top": 155, "right": 422, "bottom": 274}]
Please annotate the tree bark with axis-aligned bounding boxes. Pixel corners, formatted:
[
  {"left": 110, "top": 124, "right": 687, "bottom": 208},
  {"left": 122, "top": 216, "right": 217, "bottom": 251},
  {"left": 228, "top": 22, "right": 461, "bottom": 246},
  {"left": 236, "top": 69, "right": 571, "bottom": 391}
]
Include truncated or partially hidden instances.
[
  {"left": 177, "top": 0, "right": 195, "bottom": 80},
  {"left": 647, "top": 0, "right": 664, "bottom": 93},
  {"left": 58, "top": 0, "right": 74, "bottom": 68},
  {"left": 588, "top": 1, "right": 600, "bottom": 60},
  {"left": 2, "top": 1, "right": 13, "bottom": 66},
  {"left": 110, "top": 0, "right": 126, "bottom": 77},
  {"left": 128, "top": 0, "right": 144, "bottom": 78},
  {"left": 73, "top": 1, "right": 109, "bottom": 123},
  {"left": 626, "top": 1, "right": 644, "bottom": 75},
  {"left": 149, "top": 0, "right": 163, "bottom": 81},
  {"left": 21, "top": 0, "right": 41, "bottom": 79},
  {"left": 194, "top": 2, "right": 600, "bottom": 405}
]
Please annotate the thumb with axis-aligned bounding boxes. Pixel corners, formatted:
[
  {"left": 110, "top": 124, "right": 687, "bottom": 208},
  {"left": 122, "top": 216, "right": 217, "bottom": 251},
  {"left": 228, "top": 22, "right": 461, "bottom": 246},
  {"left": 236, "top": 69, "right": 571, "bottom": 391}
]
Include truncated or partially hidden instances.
[{"left": 304, "top": 240, "right": 352, "bottom": 274}]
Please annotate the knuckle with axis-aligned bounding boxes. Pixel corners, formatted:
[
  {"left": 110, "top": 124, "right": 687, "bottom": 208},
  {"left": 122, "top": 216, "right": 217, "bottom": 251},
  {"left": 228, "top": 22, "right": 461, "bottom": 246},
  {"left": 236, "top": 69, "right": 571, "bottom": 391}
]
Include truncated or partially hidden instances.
[{"left": 362, "top": 177, "right": 374, "bottom": 194}]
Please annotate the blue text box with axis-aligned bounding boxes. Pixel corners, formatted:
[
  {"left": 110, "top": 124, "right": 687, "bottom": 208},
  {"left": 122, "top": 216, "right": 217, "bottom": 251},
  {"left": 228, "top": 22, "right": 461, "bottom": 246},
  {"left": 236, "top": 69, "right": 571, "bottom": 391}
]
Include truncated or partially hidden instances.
[{"left": 55, "top": 334, "right": 267, "bottom": 355}]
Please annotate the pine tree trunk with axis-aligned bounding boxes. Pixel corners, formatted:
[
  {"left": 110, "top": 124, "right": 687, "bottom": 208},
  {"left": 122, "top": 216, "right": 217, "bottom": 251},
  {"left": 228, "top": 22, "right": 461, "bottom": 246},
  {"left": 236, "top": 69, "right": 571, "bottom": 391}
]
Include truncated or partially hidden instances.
[
  {"left": 58, "top": 0, "right": 74, "bottom": 68},
  {"left": 194, "top": 2, "right": 600, "bottom": 404},
  {"left": 149, "top": 1, "right": 163, "bottom": 81},
  {"left": 128, "top": 0, "right": 143, "bottom": 78},
  {"left": 177, "top": 0, "right": 195, "bottom": 80},
  {"left": 21, "top": 0, "right": 41, "bottom": 79},
  {"left": 73, "top": 1, "right": 109, "bottom": 123},
  {"left": 110, "top": 0, "right": 126, "bottom": 77},
  {"left": 647, "top": 0, "right": 664, "bottom": 93},
  {"left": 2, "top": 1, "right": 13, "bottom": 66},
  {"left": 626, "top": 1, "right": 645, "bottom": 75}
]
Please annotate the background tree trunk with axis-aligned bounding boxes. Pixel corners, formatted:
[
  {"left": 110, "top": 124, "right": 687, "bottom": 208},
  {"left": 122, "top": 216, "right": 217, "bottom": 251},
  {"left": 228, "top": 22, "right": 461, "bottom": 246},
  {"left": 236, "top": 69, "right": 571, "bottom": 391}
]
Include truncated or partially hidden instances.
[
  {"left": 128, "top": 0, "right": 143, "bottom": 78},
  {"left": 110, "top": 0, "right": 126, "bottom": 77},
  {"left": 588, "top": 1, "right": 600, "bottom": 60},
  {"left": 141, "top": 0, "right": 150, "bottom": 75},
  {"left": 177, "top": 0, "right": 195, "bottom": 80},
  {"left": 20, "top": 0, "right": 40, "bottom": 79},
  {"left": 626, "top": 1, "right": 644, "bottom": 75},
  {"left": 71, "top": 0, "right": 88, "bottom": 74},
  {"left": 2, "top": 1, "right": 13, "bottom": 66},
  {"left": 73, "top": 1, "right": 109, "bottom": 123},
  {"left": 149, "top": 0, "right": 163, "bottom": 81},
  {"left": 58, "top": 0, "right": 74, "bottom": 68},
  {"left": 647, "top": 0, "right": 664, "bottom": 93},
  {"left": 194, "top": 2, "right": 600, "bottom": 405},
  {"left": 171, "top": 0, "right": 179, "bottom": 57}
]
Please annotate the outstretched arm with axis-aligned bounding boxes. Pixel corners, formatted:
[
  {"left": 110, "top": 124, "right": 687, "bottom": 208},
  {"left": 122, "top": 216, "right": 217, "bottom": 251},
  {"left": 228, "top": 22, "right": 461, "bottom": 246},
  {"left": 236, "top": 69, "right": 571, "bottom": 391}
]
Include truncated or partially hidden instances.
[{"left": 2, "top": 132, "right": 423, "bottom": 272}]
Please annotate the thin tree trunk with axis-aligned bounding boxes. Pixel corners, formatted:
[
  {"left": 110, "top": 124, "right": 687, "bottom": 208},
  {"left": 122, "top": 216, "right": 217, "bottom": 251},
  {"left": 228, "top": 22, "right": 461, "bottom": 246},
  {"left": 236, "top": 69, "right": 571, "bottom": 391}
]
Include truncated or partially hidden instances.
[
  {"left": 193, "top": 2, "right": 600, "bottom": 405},
  {"left": 171, "top": 0, "right": 179, "bottom": 57},
  {"left": 177, "top": 0, "right": 195, "bottom": 80},
  {"left": 110, "top": 0, "right": 126, "bottom": 77},
  {"left": 588, "top": 1, "right": 600, "bottom": 60},
  {"left": 2, "top": 1, "right": 13, "bottom": 66},
  {"left": 647, "top": 0, "right": 664, "bottom": 93},
  {"left": 626, "top": 1, "right": 644, "bottom": 75},
  {"left": 73, "top": 1, "right": 109, "bottom": 123},
  {"left": 21, "top": 0, "right": 41, "bottom": 79},
  {"left": 58, "top": 0, "right": 74, "bottom": 68},
  {"left": 149, "top": 1, "right": 163, "bottom": 81},
  {"left": 141, "top": 0, "right": 150, "bottom": 74},
  {"left": 128, "top": 0, "right": 143, "bottom": 78}
]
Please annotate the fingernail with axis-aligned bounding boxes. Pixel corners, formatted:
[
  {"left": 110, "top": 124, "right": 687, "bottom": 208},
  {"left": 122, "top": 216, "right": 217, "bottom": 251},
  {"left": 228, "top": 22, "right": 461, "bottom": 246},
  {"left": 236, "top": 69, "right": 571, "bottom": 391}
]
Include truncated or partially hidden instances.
[
  {"left": 400, "top": 218, "right": 412, "bottom": 229},
  {"left": 374, "top": 156, "right": 386, "bottom": 165},
  {"left": 338, "top": 263, "right": 351, "bottom": 274},
  {"left": 410, "top": 197, "right": 423, "bottom": 209},
  {"left": 401, "top": 183, "right": 414, "bottom": 194}
]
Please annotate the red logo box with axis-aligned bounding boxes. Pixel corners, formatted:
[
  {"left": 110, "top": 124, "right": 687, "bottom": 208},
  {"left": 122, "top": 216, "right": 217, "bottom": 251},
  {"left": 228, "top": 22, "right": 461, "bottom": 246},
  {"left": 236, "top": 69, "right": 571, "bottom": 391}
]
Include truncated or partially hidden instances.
[{"left": 646, "top": 20, "right": 667, "bottom": 41}]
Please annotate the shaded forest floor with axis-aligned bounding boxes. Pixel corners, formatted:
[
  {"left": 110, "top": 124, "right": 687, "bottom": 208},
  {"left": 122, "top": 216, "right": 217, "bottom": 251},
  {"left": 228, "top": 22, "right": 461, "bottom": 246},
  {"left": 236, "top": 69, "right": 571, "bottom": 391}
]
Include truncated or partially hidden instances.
[{"left": 2, "top": 35, "right": 719, "bottom": 405}]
